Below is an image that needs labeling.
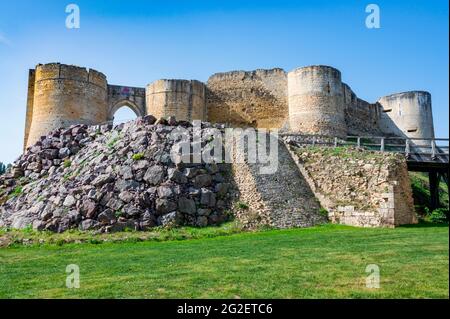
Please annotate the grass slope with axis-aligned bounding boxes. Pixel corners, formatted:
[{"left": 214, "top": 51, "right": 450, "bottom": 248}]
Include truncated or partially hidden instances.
[
  {"left": 410, "top": 172, "right": 449, "bottom": 215},
  {"left": 0, "top": 224, "right": 448, "bottom": 299}
]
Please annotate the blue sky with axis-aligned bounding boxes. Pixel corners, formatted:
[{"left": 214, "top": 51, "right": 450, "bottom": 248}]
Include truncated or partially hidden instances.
[{"left": 0, "top": 0, "right": 448, "bottom": 163}]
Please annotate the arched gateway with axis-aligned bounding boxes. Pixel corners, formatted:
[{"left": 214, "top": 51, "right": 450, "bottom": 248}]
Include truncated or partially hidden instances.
[{"left": 106, "top": 85, "right": 147, "bottom": 121}]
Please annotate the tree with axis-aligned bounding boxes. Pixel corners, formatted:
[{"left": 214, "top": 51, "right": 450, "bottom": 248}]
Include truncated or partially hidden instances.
[{"left": 0, "top": 162, "right": 5, "bottom": 175}]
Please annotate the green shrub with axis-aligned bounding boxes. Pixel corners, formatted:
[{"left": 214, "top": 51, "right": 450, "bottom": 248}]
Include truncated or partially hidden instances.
[
  {"left": 410, "top": 172, "right": 449, "bottom": 216},
  {"left": 132, "top": 153, "right": 145, "bottom": 161},
  {"left": 55, "top": 239, "right": 66, "bottom": 246},
  {"left": 237, "top": 201, "right": 249, "bottom": 210},
  {"left": 319, "top": 207, "right": 329, "bottom": 217},
  {"left": 88, "top": 238, "right": 102, "bottom": 245},
  {"left": 428, "top": 208, "right": 449, "bottom": 224},
  {"left": 9, "top": 186, "right": 23, "bottom": 198},
  {"left": 63, "top": 159, "right": 72, "bottom": 168},
  {"left": 22, "top": 224, "right": 33, "bottom": 234},
  {"left": 107, "top": 134, "right": 121, "bottom": 148}
]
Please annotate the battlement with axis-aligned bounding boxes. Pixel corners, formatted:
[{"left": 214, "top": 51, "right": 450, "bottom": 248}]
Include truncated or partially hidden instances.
[
  {"left": 35, "top": 63, "right": 107, "bottom": 86},
  {"left": 23, "top": 62, "right": 436, "bottom": 149},
  {"left": 209, "top": 68, "right": 286, "bottom": 81}
]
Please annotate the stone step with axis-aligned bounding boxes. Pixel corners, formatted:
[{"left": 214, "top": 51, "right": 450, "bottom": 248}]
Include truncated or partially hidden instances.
[{"left": 231, "top": 137, "right": 326, "bottom": 228}]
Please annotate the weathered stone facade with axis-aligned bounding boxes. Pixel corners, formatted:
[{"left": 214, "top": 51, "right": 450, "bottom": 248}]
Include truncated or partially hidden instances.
[
  {"left": 288, "top": 66, "right": 347, "bottom": 137},
  {"left": 24, "top": 62, "right": 436, "bottom": 150},
  {"left": 231, "top": 137, "right": 325, "bottom": 228},
  {"left": 107, "top": 85, "right": 146, "bottom": 121},
  {"left": 378, "top": 91, "right": 435, "bottom": 140},
  {"left": 289, "top": 146, "right": 417, "bottom": 227},
  {"left": 206, "top": 69, "right": 288, "bottom": 128},
  {"left": 25, "top": 64, "right": 108, "bottom": 149},
  {"left": 343, "top": 83, "right": 382, "bottom": 136},
  {"left": 146, "top": 80, "right": 206, "bottom": 122}
]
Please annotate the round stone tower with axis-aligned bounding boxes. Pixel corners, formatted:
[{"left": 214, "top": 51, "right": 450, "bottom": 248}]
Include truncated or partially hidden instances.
[
  {"left": 25, "top": 63, "right": 108, "bottom": 148},
  {"left": 146, "top": 79, "right": 206, "bottom": 121},
  {"left": 287, "top": 65, "right": 347, "bottom": 137},
  {"left": 378, "top": 91, "right": 435, "bottom": 139}
]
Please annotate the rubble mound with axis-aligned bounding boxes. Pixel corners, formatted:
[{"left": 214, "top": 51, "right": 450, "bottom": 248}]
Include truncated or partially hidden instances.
[{"left": 0, "top": 116, "right": 233, "bottom": 232}]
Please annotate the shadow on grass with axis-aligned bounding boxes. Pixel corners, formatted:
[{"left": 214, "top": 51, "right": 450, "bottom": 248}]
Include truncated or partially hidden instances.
[{"left": 399, "top": 221, "right": 449, "bottom": 228}]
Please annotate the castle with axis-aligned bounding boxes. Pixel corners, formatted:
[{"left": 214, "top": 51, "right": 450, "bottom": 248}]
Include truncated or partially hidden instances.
[{"left": 24, "top": 63, "right": 435, "bottom": 149}]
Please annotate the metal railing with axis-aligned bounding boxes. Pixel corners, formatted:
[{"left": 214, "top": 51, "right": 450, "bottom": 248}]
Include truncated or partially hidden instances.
[
  {"left": 345, "top": 136, "right": 449, "bottom": 160},
  {"left": 280, "top": 133, "right": 449, "bottom": 162}
]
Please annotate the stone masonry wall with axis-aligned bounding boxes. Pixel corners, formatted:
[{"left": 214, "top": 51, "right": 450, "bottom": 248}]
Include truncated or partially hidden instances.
[
  {"left": 146, "top": 80, "right": 206, "bottom": 122},
  {"left": 378, "top": 91, "right": 435, "bottom": 140},
  {"left": 26, "top": 63, "right": 109, "bottom": 149},
  {"left": 23, "top": 62, "right": 435, "bottom": 155},
  {"left": 288, "top": 145, "right": 416, "bottom": 227},
  {"left": 206, "top": 69, "right": 288, "bottom": 129},
  {"left": 342, "top": 83, "right": 383, "bottom": 136},
  {"left": 288, "top": 66, "right": 347, "bottom": 137},
  {"left": 23, "top": 69, "right": 35, "bottom": 150},
  {"left": 230, "top": 135, "right": 325, "bottom": 229},
  {"left": 107, "top": 85, "right": 147, "bottom": 120}
]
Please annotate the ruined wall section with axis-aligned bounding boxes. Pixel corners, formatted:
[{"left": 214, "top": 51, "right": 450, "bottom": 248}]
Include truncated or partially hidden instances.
[
  {"left": 146, "top": 80, "right": 206, "bottom": 121},
  {"left": 288, "top": 66, "right": 347, "bottom": 137},
  {"left": 23, "top": 69, "right": 36, "bottom": 150},
  {"left": 231, "top": 136, "right": 325, "bottom": 229},
  {"left": 206, "top": 69, "right": 288, "bottom": 129},
  {"left": 25, "top": 63, "right": 108, "bottom": 148},
  {"left": 22, "top": 62, "right": 438, "bottom": 151},
  {"left": 342, "top": 83, "right": 383, "bottom": 136},
  {"left": 290, "top": 146, "right": 417, "bottom": 227},
  {"left": 378, "top": 91, "right": 435, "bottom": 140}
]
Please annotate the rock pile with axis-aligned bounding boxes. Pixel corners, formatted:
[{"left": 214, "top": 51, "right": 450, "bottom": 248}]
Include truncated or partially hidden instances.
[{"left": 0, "top": 116, "right": 233, "bottom": 232}]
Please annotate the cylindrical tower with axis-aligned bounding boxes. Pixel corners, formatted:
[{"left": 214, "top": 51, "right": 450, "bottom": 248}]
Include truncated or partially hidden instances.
[
  {"left": 288, "top": 65, "right": 347, "bottom": 137},
  {"left": 25, "top": 63, "right": 108, "bottom": 148},
  {"left": 378, "top": 91, "right": 435, "bottom": 139},
  {"left": 146, "top": 79, "right": 206, "bottom": 121}
]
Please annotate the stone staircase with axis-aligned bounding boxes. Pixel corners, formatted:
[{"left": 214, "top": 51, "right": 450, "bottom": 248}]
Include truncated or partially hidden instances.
[{"left": 231, "top": 136, "right": 326, "bottom": 228}]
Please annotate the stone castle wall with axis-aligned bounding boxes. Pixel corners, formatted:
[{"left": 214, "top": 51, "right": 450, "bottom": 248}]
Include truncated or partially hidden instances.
[
  {"left": 290, "top": 146, "right": 417, "bottom": 227},
  {"left": 17, "top": 63, "right": 430, "bottom": 231},
  {"left": 378, "top": 91, "right": 435, "bottom": 140},
  {"left": 23, "top": 69, "right": 35, "bottom": 149},
  {"left": 288, "top": 66, "right": 347, "bottom": 137},
  {"left": 25, "top": 63, "right": 108, "bottom": 148},
  {"left": 23, "top": 62, "right": 436, "bottom": 150},
  {"left": 206, "top": 69, "right": 288, "bottom": 128},
  {"left": 343, "top": 83, "right": 383, "bottom": 136},
  {"left": 107, "top": 85, "right": 147, "bottom": 120},
  {"left": 146, "top": 80, "right": 206, "bottom": 122}
]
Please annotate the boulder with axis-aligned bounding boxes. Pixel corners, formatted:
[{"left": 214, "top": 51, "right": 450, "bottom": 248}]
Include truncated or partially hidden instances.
[
  {"left": 178, "top": 197, "right": 196, "bottom": 215},
  {"left": 193, "top": 174, "right": 212, "bottom": 188},
  {"left": 155, "top": 199, "right": 177, "bottom": 215},
  {"left": 143, "top": 165, "right": 165, "bottom": 185}
]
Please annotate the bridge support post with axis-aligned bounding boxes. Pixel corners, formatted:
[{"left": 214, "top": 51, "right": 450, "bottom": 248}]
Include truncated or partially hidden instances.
[{"left": 429, "top": 171, "right": 440, "bottom": 210}]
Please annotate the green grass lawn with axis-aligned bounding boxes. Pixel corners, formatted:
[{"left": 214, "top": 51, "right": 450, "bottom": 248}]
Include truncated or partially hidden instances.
[{"left": 0, "top": 223, "right": 448, "bottom": 298}]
